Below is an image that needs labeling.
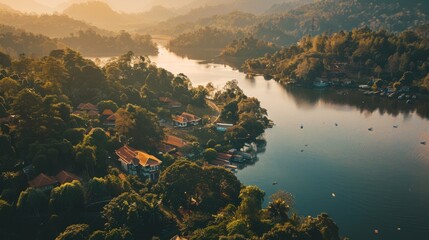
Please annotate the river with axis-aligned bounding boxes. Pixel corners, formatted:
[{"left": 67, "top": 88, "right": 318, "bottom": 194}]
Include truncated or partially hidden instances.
[{"left": 94, "top": 46, "right": 429, "bottom": 239}]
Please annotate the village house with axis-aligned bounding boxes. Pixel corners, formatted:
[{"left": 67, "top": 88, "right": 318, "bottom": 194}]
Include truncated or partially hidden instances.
[
  {"left": 159, "top": 97, "right": 182, "bottom": 108},
  {"left": 172, "top": 112, "right": 201, "bottom": 127},
  {"left": 73, "top": 103, "right": 99, "bottom": 118},
  {"left": 28, "top": 170, "right": 81, "bottom": 191},
  {"left": 115, "top": 145, "right": 162, "bottom": 181}
]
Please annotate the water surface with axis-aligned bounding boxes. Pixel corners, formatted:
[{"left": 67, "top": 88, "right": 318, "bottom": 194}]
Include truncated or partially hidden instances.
[{"left": 102, "top": 46, "right": 429, "bottom": 239}]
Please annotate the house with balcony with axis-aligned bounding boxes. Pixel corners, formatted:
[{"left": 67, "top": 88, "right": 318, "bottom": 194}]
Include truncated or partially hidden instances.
[
  {"left": 115, "top": 145, "right": 162, "bottom": 181},
  {"left": 172, "top": 112, "right": 201, "bottom": 127}
]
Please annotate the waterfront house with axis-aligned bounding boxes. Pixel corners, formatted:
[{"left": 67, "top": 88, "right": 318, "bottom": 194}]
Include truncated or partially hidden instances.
[
  {"left": 115, "top": 145, "right": 162, "bottom": 181},
  {"left": 172, "top": 112, "right": 201, "bottom": 127},
  {"left": 216, "top": 123, "right": 234, "bottom": 132}
]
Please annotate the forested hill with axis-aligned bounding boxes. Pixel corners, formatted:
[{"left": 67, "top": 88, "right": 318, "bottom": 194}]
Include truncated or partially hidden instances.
[
  {"left": 245, "top": 28, "right": 429, "bottom": 90},
  {"left": 253, "top": 0, "right": 429, "bottom": 46},
  {"left": 0, "top": 10, "right": 111, "bottom": 38},
  {"left": 0, "top": 24, "right": 158, "bottom": 57},
  {"left": 0, "top": 24, "right": 62, "bottom": 56}
]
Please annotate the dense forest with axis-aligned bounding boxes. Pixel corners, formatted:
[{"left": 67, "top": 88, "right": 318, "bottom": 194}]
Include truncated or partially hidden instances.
[
  {"left": 0, "top": 47, "right": 344, "bottom": 240},
  {"left": 165, "top": 0, "right": 429, "bottom": 57},
  {"left": 220, "top": 37, "right": 279, "bottom": 60},
  {"left": 168, "top": 27, "right": 246, "bottom": 51},
  {"left": 61, "top": 29, "right": 158, "bottom": 56},
  {"left": 244, "top": 28, "right": 429, "bottom": 90},
  {"left": 0, "top": 24, "right": 158, "bottom": 57},
  {"left": 0, "top": 25, "right": 62, "bottom": 57}
]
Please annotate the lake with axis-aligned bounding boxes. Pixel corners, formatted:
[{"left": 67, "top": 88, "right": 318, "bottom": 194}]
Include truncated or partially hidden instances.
[{"left": 94, "top": 46, "right": 429, "bottom": 239}]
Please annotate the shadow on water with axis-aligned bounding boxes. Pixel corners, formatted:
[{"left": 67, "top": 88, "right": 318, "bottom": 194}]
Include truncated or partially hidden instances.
[{"left": 282, "top": 85, "right": 429, "bottom": 120}]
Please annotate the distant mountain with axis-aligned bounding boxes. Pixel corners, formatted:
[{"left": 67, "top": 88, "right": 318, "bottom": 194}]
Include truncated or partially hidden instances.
[
  {"left": 180, "top": 0, "right": 301, "bottom": 14},
  {"left": 0, "top": 2, "right": 15, "bottom": 12},
  {"left": 0, "top": 10, "right": 112, "bottom": 38},
  {"left": 63, "top": 1, "right": 176, "bottom": 30},
  {"left": 0, "top": 0, "right": 51, "bottom": 13},
  {"left": 265, "top": 0, "right": 314, "bottom": 14},
  {"left": 63, "top": 1, "right": 124, "bottom": 28}
]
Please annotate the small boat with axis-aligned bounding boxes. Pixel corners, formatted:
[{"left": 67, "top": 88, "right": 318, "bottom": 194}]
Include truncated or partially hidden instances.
[
  {"left": 393, "top": 125, "right": 398, "bottom": 128},
  {"left": 300, "top": 124, "right": 303, "bottom": 129},
  {"left": 335, "top": 123, "right": 338, "bottom": 126},
  {"left": 368, "top": 128, "right": 373, "bottom": 131},
  {"left": 331, "top": 193, "right": 336, "bottom": 197},
  {"left": 301, "top": 150, "right": 304, "bottom": 152},
  {"left": 421, "top": 141, "right": 427, "bottom": 145},
  {"left": 374, "top": 229, "right": 379, "bottom": 234},
  {"left": 272, "top": 181, "right": 278, "bottom": 185}
]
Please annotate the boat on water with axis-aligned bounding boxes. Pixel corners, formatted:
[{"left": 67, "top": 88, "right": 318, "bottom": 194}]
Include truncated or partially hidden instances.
[{"left": 313, "top": 80, "right": 329, "bottom": 88}]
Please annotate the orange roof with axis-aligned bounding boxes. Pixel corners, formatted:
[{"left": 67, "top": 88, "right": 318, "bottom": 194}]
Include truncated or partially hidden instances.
[
  {"left": 102, "top": 109, "right": 114, "bottom": 116},
  {"left": 78, "top": 103, "right": 98, "bottom": 111},
  {"left": 106, "top": 113, "right": 117, "bottom": 121},
  {"left": 164, "top": 135, "right": 188, "bottom": 148},
  {"left": 181, "top": 112, "right": 200, "bottom": 121},
  {"left": 159, "top": 97, "right": 172, "bottom": 103},
  {"left": 88, "top": 110, "right": 99, "bottom": 116},
  {"left": 173, "top": 115, "right": 187, "bottom": 123},
  {"left": 55, "top": 171, "right": 81, "bottom": 184},
  {"left": 116, "top": 145, "right": 162, "bottom": 167},
  {"left": 28, "top": 173, "right": 58, "bottom": 188}
]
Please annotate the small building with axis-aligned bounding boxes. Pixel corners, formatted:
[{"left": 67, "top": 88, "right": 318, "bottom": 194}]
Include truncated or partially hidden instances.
[
  {"left": 115, "top": 145, "right": 162, "bottom": 181},
  {"left": 159, "top": 97, "right": 182, "bottom": 108},
  {"left": 28, "top": 173, "right": 59, "bottom": 191},
  {"left": 101, "top": 109, "right": 114, "bottom": 117},
  {"left": 103, "top": 113, "right": 117, "bottom": 127},
  {"left": 77, "top": 103, "right": 98, "bottom": 112},
  {"left": 73, "top": 103, "right": 99, "bottom": 119},
  {"left": 172, "top": 112, "right": 201, "bottom": 127},
  {"left": 28, "top": 170, "right": 82, "bottom": 191},
  {"left": 216, "top": 123, "right": 233, "bottom": 132},
  {"left": 55, "top": 171, "right": 81, "bottom": 184},
  {"left": 164, "top": 135, "right": 188, "bottom": 149}
]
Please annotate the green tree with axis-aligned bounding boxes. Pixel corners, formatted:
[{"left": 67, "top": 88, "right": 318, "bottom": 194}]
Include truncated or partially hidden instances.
[
  {"left": 55, "top": 224, "right": 90, "bottom": 240},
  {"left": 236, "top": 186, "right": 265, "bottom": 224},
  {"left": 203, "top": 148, "right": 218, "bottom": 162},
  {"left": 49, "top": 180, "right": 84, "bottom": 216},
  {"left": 102, "top": 192, "right": 163, "bottom": 238},
  {"left": 97, "top": 100, "right": 119, "bottom": 112},
  {"left": 17, "top": 187, "right": 48, "bottom": 216},
  {"left": 0, "top": 77, "right": 20, "bottom": 99},
  {"left": 158, "top": 160, "right": 203, "bottom": 209}
]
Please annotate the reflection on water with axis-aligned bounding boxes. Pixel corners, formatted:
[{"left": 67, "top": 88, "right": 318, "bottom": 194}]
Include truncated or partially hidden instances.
[
  {"left": 283, "top": 86, "right": 429, "bottom": 120},
  {"left": 91, "top": 46, "right": 429, "bottom": 240}
]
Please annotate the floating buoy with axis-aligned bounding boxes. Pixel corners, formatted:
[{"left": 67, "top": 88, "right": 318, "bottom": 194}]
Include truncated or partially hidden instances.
[
  {"left": 331, "top": 193, "right": 336, "bottom": 197},
  {"left": 335, "top": 123, "right": 338, "bottom": 126},
  {"left": 300, "top": 124, "right": 303, "bottom": 129},
  {"left": 397, "top": 227, "right": 401, "bottom": 231},
  {"left": 374, "top": 229, "right": 379, "bottom": 234},
  {"left": 301, "top": 149, "right": 304, "bottom": 152},
  {"left": 421, "top": 141, "right": 426, "bottom": 145},
  {"left": 272, "top": 181, "right": 278, "bottom": 185}
]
